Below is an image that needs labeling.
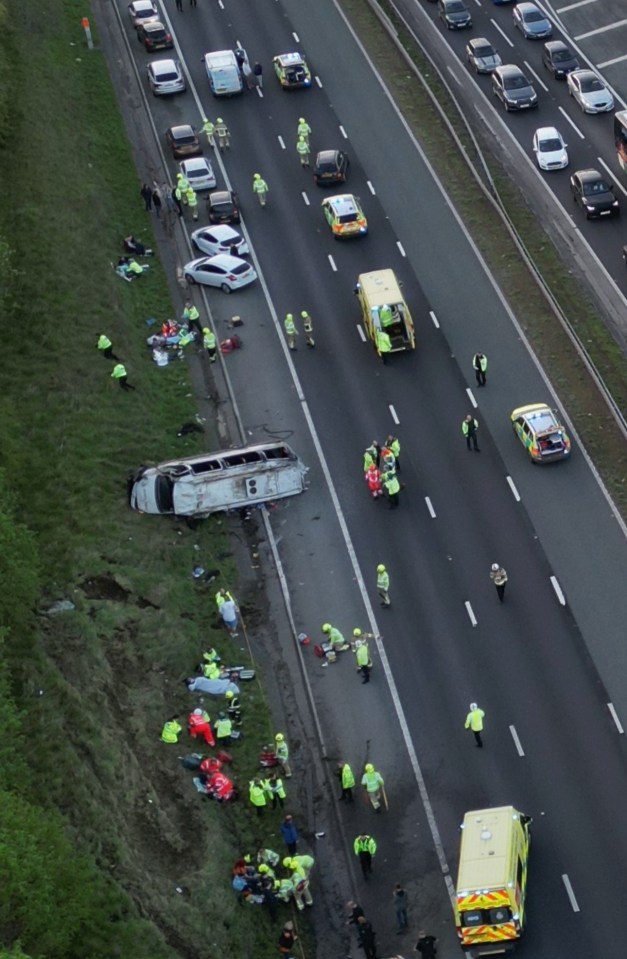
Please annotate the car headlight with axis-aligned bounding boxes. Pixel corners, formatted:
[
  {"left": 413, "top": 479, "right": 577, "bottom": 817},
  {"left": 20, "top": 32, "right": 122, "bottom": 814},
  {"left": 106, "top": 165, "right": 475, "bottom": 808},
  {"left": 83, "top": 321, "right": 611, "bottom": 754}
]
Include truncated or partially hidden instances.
[
  {"left": 585, "top": 205, "right": 595, "bottom": 211},
  {"left": 612, "top": 200, "right": 619, "bottom": 207}
]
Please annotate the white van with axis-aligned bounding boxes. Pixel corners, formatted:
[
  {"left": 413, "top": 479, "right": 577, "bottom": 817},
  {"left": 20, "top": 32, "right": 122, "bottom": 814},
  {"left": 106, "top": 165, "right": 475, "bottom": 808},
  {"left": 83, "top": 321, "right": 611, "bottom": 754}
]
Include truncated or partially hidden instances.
[
  {"left": 129, "top": 442, "right": 308, "bottom": 517},
  {"left": 203, "top": 50, "right": 247, "bottom": 96}
]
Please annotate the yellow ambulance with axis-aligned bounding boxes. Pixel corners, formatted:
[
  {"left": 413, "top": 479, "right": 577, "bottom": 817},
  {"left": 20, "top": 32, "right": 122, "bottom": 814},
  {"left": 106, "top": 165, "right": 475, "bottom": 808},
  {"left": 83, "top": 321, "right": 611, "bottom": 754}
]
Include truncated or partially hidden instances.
[
  {"left": 355, "top": 269, "right": 415, "bottom": 359},
  {"left": 454, "top": 806, "right": 531, "bottom": 955}
]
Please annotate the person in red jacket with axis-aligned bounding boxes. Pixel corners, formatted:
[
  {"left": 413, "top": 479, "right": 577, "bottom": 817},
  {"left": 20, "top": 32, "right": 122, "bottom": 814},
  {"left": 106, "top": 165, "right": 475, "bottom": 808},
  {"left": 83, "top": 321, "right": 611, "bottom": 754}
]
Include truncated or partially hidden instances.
[
  {"left": 365, "top": 463, "right": 383, "bottom": 498},
  {"left": 187, "top": 708, "right": 215, "bottom": 746}
]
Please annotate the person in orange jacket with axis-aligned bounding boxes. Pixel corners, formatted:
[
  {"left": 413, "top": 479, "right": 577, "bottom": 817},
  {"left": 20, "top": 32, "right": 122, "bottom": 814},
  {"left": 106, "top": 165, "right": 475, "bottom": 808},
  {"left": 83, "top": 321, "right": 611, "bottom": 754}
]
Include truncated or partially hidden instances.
[
  {"left": 365, "top": 463, "right": 383, "bottom": 498},
  {"left": 187, "top": 708, "right": 215, "bottom": 746}
]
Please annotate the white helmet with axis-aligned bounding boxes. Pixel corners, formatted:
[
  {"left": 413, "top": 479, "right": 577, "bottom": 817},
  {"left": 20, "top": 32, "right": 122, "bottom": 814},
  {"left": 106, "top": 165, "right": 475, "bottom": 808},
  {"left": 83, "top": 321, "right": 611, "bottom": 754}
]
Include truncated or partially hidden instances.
[
  {"left": 491, "top": 563, "right": 499, "bottom": 571},
  {"left": 469, "top": 702, "right": 478, "bottom": 711}
]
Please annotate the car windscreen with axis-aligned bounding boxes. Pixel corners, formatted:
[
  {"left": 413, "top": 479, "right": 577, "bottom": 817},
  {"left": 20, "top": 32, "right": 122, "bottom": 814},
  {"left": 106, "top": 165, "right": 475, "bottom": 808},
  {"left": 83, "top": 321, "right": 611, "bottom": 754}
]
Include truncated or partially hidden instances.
[
  {"left": 475, "top": 45, "right": 493, "bottom": 57},
  {"left": 447, "top": 1, "right": 466, "bottom": 10},
  {"left": 155, "top": 475, "right": 174, "bottom": 513},
  {"left": 553, "top": 50, "right": 571, "bottom": 62},
  {"left": 525, "top": 10, "right": 544, "bottom": 21},
  {"left": 539, "top": 138, "right": 562, "bottom": 151},
  {"left": 583, "top": 180, "right": 610, "bottom": 196},
  {"left": 581, "top": 76, "right": 602, "bottom": 92},
  {"left": 504, "top": 74, "right": 529, "bottom": 90}
]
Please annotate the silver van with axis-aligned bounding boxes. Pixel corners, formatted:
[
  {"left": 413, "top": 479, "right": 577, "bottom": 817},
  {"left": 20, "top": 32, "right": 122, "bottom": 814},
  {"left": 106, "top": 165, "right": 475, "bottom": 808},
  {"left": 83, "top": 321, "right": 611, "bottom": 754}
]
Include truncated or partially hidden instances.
[
  {"left": 203, "top": 50, "right": 246, "bottom": 96},
  {"left": 130, "top": 442, "right": 308, "bottom": 517}
]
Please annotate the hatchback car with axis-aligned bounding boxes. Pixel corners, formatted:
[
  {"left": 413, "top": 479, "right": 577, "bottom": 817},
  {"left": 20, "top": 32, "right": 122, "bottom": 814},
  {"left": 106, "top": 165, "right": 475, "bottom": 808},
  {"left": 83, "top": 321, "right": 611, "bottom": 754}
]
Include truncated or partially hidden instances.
[
  {"left": 147, "top": 59, "right": 185, "bottom": 95},
  {"left": 532, "top": 127, "right": 568, "bottom": 170},
  {"left": 513, "top": 3, "right": 552, "bottom": 38},
  {"left": 273, "top": 52, "right": 312, "bottom": 89},
  {"left": 184, "top": 255, "right": 257, "bottom": 292},
  {"left": 321, "top": 194, "right": 368, "bottom": 238},
  {"left": 206, "top": 190, "right": 240, "bottom": 224},
  {"left": 466, "top": 38, "right": 502, "bottom": 74},
  {"left": 570, "top": 169, "right": 620, "bottom": 220},
  {"left": 492, "top": 65, "right": 538, "bottom": 111},
  {"left": 191, "top": 225, "right": 249, "bottom": 258},
  {"left": 166, "top": 125, "right": 202, "bottom": 159},
  {"left": 567, "top": 69, "right": 614, "bottom": 113},
  {"left": 313, "top": 150, "right": 350, "bottom": 186},
  {"left": 128, "top": 0, "right": 159, "bottom": 28},
  {"left": 511, "top": 404, "right": 571, "bottom": 463},
  {"left": 138, "top": 21, "right": 173, "bottom": 52},
  {"left": 438, "top": 0, "right": 472, "bottom": 29},
  {"left": 541, "top": 40, "right": 579, "bottom": 79},
  {"left": 179, "top": 157, "right": 216, "bottom": 191}
]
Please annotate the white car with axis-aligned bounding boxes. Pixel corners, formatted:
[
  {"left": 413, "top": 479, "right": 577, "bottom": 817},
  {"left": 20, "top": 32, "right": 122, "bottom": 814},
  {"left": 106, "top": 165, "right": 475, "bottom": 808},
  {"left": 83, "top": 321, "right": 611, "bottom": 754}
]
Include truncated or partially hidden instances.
[
  {"left": 191, "top": 225, "right": 249, "bottom": 257},
  {"left": 532, "top": 127, "right": 568, "bottom": 171},
  {"left": 179, "top": 157, "right": 216, "bottom": 191},
  {"left": 147, "top": 59, "right": 186, "bottom": 95},
  {"left": 128, "top": 0, "right": 159, "bottom": 28},
  {"left": 184, "top": 255, "right": 257, "bottom": 292},
  {"left": 566, "top": 69, "right": 614, "bottom": 114}
]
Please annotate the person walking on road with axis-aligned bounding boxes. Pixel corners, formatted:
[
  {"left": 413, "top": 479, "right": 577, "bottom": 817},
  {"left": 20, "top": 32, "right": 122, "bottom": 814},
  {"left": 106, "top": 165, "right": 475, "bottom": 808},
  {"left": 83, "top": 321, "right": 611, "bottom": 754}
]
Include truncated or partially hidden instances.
[
  {"left": 152, "top": 186, "right": 162, "bottom": 219},
  {"left": 215, "top": 118, "right": 230, "bottom": 151},
  {"left": 253, "top": 61, "right": 263, "bottom": 88},
  {"left": 347, "top": 901, "right": 365, "bottom": 927},
  {"left": 353, "top": 629, "right": 373, "bottom": 684},
  {"left": 356, "top": 916, "right": 378, "bottom": 959},
  {"left": 203, "top": 327, "right": 217, "bottom": 362},
  {"left": 186, "top": 186, "right": 199, "bottom": 221},
  {"left": 336, "top": 761, "right": 355, "bottom": 802},
  {"left": 97, "top": 334, "right": 119, "bottom": 361},
  {"left": 183, "top": 301, "right": 202, "bottom": 333},
  {"left": 278, "top": 921, "right": 297, "bottom": 958},
  {"left": 377, "top": 564, "right": 391, "bottom": 607},
  {"left": 297, "top": 117, "right": 312, "bottom": 145},
  {"left": 385, "top": 434, "right": 401, "bottom": 471},
  {"left": 473, "top": 351, "right": 487, "bottom": 387},
  {"left": 490, "top": 563, "right": 508, "bottom": 602},
  {"left": 354, "top": 834, "right": 377, "bottom": 878},
  {"left": 465, "top": 702, "right": 485, "bottom": 748},
  {"left": 376, "top": 328, "right": 392, "bottom": 363},
  {"left": 274, "top": 732, "right": 292, "bottom": 777},
  {"left": 140, "top": 182, "right": 153, "bottom": 211},
  {"left": 280, "top": 814, "right": 299, "bottom": 855},
  {"left": 383, "top": 470, "right": 400, "bottom": 509},
  {"left": 253, "top": 173, "right": 269, "bottom": 206},
  {"left": 364, "top": 441, "right": 381, "bottom": 472},
  {"left": 175, "top": 0, "right": 183, "bottom": 10},
  {"left": 415, "top": 930, "right": 438, "bottom": 957},
  {"left": 361, "top": 763, "right": 384, "bottom": 812},
  {"left": 284, "top": 313, "right": 298, "bottom": 350},
  {"left": 393, "top": 883, "right": 408, "bottom": 932},
  {"left": 301, "top": 310, "right": 315, "bottom": 347},
  {"left": 462, "top": 414, "right": 480, "bottom": 451},
  {"left": 111, "top": 363, "right": 136, "bottom": 391},
  {"left": 296, "top": 135, "right": 310, "bottom": 167},
  {"left": 201, "top": 116, "right": 215, "bottom": 148}
]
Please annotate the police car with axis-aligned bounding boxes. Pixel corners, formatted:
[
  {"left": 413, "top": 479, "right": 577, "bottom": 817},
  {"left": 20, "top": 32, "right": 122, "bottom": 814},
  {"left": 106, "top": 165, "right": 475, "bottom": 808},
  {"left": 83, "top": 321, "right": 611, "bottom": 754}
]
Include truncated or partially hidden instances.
[
  {"left": 321, "top": 194, "right": 368, "bottom": 239},
  {"left": 510, "top": 403, "right": 571, "bottom": 463},
  {"left": 273, "top": 52, "right": 312, "bottom": 89}
]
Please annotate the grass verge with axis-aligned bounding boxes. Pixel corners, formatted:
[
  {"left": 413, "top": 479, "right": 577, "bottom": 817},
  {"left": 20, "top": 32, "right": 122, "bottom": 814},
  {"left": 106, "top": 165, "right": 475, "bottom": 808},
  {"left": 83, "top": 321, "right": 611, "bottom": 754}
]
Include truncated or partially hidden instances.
[
  {"left": 338, "top": 0, "right": 627, "bottom": 512},
  {"left": 0, "top": 0, "right": 299, "bottom": 956}
]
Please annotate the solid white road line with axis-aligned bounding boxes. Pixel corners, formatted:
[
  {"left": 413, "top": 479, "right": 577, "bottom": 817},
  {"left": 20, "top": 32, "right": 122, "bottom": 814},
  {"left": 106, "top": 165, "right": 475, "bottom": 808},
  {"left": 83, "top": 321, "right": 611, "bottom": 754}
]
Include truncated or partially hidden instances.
[
  {"left": 562, "top": 874, "right": 581, "bottom": 912},
  {"left": 557, "top": 0, "right": 596, "bottom": 11},
  {"left": 558, "top": 106, "right": 585, "bottom": 139},
  {"left": 465, "top": 601, "right": 477, "bottom": 627},
  {"left": 339, "top": 125, "right": 348, "bottom": 139},
  {"left": 367, "top": 181, "right": 376, "bottom": 195},
  {"left": 301, "top": 192, "right": 310, "bottom": 206},
  {"left": 466, "top": 387, "right": 478, "bottom": 409},
  {"left": 357, "top": 324, "right": 367, "bottom": 342},
  {"left": 597, "top": 157, "right": 627, "bottom": 199},
  {"left": 315, "top": 76, "right": 323, "bottom": 88},
  {"left": 256, "top": 86, "right": 264, "bottom": 98},
  {"left": 506, "top": 475, "right": 521, "bottom": 502},
  {"left": 389, "top": 404, "right": 400, "bottom": 425},
  {"left": 292, "top": 31, "right": 300, "bottom": 41},
  {"left": 278, "top": 136, "right": 286, "bottom": 150},
  {"left": 550, "top": 575, "right": 566, "bottom": 605},
  {"left": 425, "top": 497, "right": 436, "bottom": 519},
  {"left": 328, "top": 254, "right": 338, "bottom": 272},
  {"left": 575, "top": 19, "right": 627, "bottom": 41},
  {"left": 607, "top": 703, "right": 625, "bottom": 734},
  {"left": 491, "top": 20, "right": 515, "bottom": 47},
  {"left": 509, "top": 725, "right": 525, "bottom": 757},
  {"left": 597, "top": 53, "right": 627, "bottom": 69},
  {"left": 397, "top": 241, "right": 406, "bottom": 257},
  {"left": 430, "top": 311, "right": 440, "bottom": 328}
]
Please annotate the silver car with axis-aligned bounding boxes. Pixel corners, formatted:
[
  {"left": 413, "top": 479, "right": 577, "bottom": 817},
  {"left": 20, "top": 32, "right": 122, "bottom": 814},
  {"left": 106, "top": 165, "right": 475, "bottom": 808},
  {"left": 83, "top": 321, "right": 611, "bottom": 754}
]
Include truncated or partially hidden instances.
[
  {"left": 566, "top": 69, "right": 614, "bottom": 113},
  {"left": 466, "top": 38, "right": 502, "bottom": 74},
  {"left": 147, "top": 59, "right": 186, "bottom": 95},
  {"left": 128, "top": 0, "right": 159, "bottom": 29},
  {"left": 191, "top": 225, "right": 250, "bottom": 258},
  {"left": 184, "top": 255, "right": 257, "bottom": 293},
  {"left": 513, "top": 2, "right": 552, "bottom": 39}
]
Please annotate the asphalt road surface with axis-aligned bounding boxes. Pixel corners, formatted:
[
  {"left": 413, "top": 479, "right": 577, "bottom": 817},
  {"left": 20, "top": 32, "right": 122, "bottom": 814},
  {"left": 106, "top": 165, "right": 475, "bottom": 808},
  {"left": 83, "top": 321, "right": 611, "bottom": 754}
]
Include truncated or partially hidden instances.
[{"left": 113, "top": 0, "right": 627, "bottom": 955}]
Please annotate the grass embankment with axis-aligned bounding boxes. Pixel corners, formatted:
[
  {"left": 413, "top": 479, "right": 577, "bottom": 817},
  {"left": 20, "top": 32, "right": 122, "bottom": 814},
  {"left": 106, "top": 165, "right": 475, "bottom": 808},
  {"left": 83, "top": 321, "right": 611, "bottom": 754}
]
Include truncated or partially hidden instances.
[
  {"left": 339, "top": 0, "right": 627, "bottom": 512},
  {"left": 0, "top": 1, "right": 292, "bottom": 956}
]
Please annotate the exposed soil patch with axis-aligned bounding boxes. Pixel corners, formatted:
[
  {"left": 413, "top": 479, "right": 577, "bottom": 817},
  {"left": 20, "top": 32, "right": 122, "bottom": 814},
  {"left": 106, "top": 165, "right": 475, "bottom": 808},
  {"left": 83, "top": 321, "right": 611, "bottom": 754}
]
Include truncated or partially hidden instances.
[{"left": 80, "top": 573, "right": 130, "bottom": 603}]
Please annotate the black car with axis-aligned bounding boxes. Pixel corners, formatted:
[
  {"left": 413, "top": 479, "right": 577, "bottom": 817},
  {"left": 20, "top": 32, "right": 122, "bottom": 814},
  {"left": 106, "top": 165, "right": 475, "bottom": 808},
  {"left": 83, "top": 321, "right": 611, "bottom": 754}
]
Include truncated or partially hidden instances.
[
  {"left": 492, "top": 64, "right": 538, "bottom": 111},
  {"left": 137, "top": 21, "right": 173, "bottom": 52},
  {"left": 438, "top": 0, "right": 472, "bottom": 29},
  {"left": 542, "top": 40, "right": 579, "bottom": 79},
  {"left": 313, "top": 150, "right": 350, "bottom": 186},
  {"left": 570, "top": 169, "right": 620, "bottom": 220},
  {"left": 207, "top": 190, "right": 241, "bottom": 224}
]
